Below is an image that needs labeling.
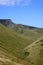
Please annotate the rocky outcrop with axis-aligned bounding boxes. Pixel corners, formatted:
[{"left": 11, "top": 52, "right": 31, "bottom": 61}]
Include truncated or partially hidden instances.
[{"left": 0, "top": 19, "right": 14, "bottom": 28}]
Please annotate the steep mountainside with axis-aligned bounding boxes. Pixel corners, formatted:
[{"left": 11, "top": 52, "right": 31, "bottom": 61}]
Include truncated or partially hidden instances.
[{"left": 0, "top": 19, "right": 43, "bottom": 65}]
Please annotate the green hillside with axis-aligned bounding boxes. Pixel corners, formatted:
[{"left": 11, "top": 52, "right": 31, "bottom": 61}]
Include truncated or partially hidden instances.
[
  {"left": 24, "top": 37, "right": 43, "bottom": 65},
  {"left": 0, "top": 24, "right": 30, "bottom": 58},
  {"left": 12, "top": 24, "right": 42, "bottom": 42},
  {"left": 0, "top": 23, "right": 43, "bottom": 65}
]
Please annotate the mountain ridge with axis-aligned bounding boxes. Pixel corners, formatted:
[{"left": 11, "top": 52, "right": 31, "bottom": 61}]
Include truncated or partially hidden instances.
[
  {"left": 0, "top": 19, "right": 41, "bottom": 28},
  {"left": 0, "top": 19, "right": 43, "bottom": 35}
]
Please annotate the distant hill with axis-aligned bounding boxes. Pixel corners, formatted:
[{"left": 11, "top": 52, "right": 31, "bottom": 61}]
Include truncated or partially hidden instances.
[
  {"left": 0, "top": 19, "right": 43, "bottom": 35},
  {"left": 0, "top": 19, "right": 36, "bottom": 29}
]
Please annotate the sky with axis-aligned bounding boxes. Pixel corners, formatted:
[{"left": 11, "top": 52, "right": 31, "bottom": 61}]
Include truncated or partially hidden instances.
[{"left": 0, "top": 0, "right": 43, "bottom": 28}]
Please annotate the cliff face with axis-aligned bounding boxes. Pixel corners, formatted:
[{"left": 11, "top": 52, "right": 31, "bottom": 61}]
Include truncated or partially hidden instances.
[{"left": 0, "top": 19, "right": 14, "bottom": 27}]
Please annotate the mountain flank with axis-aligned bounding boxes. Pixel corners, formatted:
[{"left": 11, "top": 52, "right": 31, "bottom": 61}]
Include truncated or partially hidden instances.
[{"left": 0, "top": 19, "right": 43, "bottom": 65}]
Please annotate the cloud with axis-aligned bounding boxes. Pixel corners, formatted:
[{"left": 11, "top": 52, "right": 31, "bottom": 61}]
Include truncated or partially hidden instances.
[{"left": 0, "top": 0, "right": 31, "bottom": 6}]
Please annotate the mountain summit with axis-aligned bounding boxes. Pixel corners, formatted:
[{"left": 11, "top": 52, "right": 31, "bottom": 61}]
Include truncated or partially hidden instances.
[{"left": 0, "top": 19, "right": 14, "bottom": 27}]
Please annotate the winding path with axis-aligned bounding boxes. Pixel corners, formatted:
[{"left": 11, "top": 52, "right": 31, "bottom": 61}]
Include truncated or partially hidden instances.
[{"left": 24, "top": 36, "right": 43, "bottom": 50}]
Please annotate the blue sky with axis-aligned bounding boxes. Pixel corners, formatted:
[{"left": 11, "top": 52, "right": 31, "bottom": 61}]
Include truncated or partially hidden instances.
[{"left": 0, "top": 0, "right": 43, "bottom": 28}]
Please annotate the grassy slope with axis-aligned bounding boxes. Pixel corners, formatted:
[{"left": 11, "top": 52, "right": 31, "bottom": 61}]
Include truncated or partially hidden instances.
[
  {"left": 0, "top": 24, "right": 30, "bottom": 58},
  {"left": 0, "top": 24, "right": 43, "bottom": 65},
  {"left": 24, "top": 37, "right": 43, "bottom": 65},
  {"left": 31, "top": 28, "right": 43, "bottom": 35},
  {"left": 12, "top": 25, "right": 41, "bottom": 43}
]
